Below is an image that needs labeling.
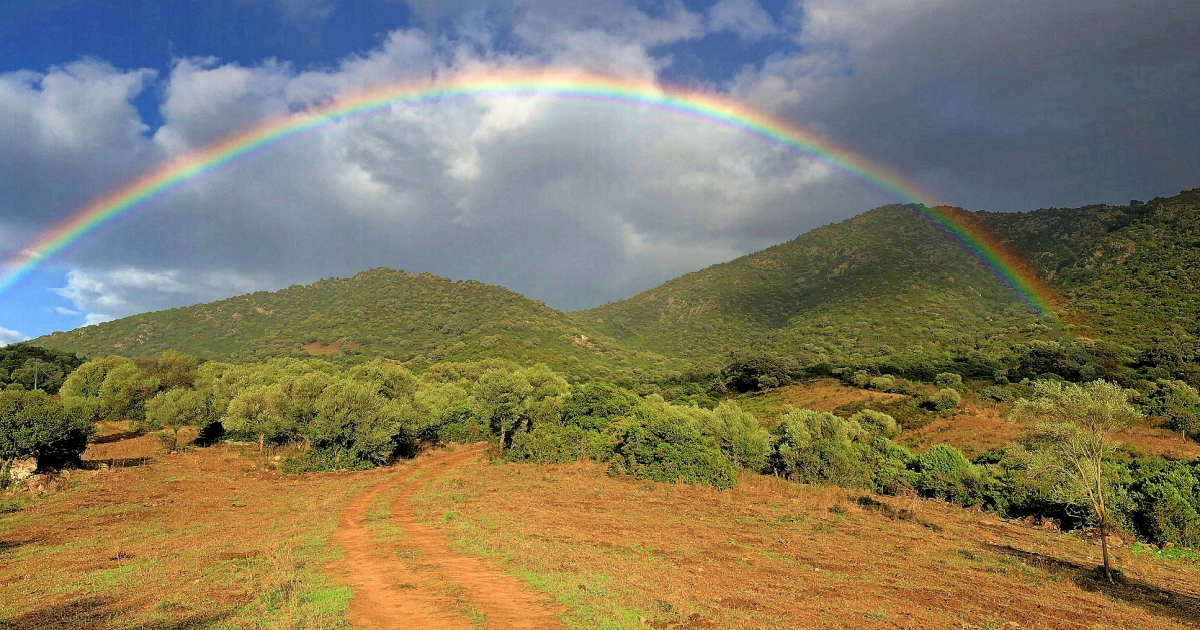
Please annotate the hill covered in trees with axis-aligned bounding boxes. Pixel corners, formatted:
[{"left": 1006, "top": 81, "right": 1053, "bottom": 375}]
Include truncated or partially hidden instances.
[
  {"left": 33, "top": 269, "right": 676, "bottom": 382},
  {"left": 34, "top": 189, "right": 1200, "bottom": 385},
  {"left": 581, "top": 188, "right": 1200, "bottom": 380}
]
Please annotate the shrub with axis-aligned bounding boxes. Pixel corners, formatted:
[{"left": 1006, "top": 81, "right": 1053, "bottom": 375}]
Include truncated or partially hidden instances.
[
  {"left": 910, "top": 444, "right": 982, "bottom": 506},
  {"left": 1165, "top": 410, "right": 1200, "bottom": 440},
  {"left": 923, "top": 388, "right": 962, "bottom": 411},
  {"left": 302, "top": 380, "right": 409, "bottom": 469},
  {"left": 850, "top": 409, "right": 900, "bottom": 439},
  {"left": 145, "top": 389, "right": 212, "bottom": 449},
  {"left": 0, "top": 390, "right": 94, "bottom": 470},
  {"left": 721, "top": 353, "right": 794, "bottom": 393},
  {"left": 505, "top": 424, "right": 609, "bottom": 464},
  {"left": 851, "top": 370, "right": 872, "bottom": 388},
  {"left": 868, "top": 375, "right": 897, "bottom": 392},
  {"left": 767, "top": 408, "right": 873, "bottom": 488},
  {"left": 935, "top": 372, "right": 964, "bottom": 390},
  {"left": 695, "top": 401, "right": 770, "bottom": 471},
  {"left": 560, "top": 382, "right": 640, "bottom": 431},
  {"left": 608, "top": 403, "right": 737, "bottom": 489}
]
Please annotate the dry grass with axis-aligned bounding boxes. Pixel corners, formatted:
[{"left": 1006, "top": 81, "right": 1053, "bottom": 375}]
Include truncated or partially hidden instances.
[
  {"left": 736, "top": 379, "right": 907, "bottom": 426},
  {"left": 413, "top": 458, "right": 1200, "bottom": 629},
  {"left": 0, "top": 424, "right": 383, "bottom": 629}
]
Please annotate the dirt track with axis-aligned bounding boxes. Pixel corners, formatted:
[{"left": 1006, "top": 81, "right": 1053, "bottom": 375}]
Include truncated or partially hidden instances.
[{"left": 330, "top": 445, "right": 564, "bottom": 629}]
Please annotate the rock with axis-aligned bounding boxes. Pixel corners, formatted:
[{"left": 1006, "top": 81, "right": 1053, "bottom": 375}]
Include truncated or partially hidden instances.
[
  {"left": 1162, "top": 541, "right": 1175, "bottom": 550},
  {"left": 1104, "top": 535, "right": 1124, "bottom": 549},
  {"left": 7, "top": 456, "right": 37, "bottom": 482}
]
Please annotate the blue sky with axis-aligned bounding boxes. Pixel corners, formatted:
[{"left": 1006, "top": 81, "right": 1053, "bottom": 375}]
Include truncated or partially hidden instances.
[{"left": 1, "top": 0, "right": 1198, "bottom": 345}]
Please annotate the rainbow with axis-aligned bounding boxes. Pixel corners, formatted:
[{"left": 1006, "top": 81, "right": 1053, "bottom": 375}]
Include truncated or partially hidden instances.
[{"left": 0, "top": 69, "right": 1058, "bottom": 317}]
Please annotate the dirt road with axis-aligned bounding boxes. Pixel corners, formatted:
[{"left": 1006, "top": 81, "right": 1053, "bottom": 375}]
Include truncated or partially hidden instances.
[{"left": 330, "top": 445, "right": 564, "bottom": 629}]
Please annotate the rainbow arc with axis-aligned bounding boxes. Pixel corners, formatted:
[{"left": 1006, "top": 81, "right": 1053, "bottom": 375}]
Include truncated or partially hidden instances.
[{"left": 0, "top": 70, "right": 1058, "bottom": 318}]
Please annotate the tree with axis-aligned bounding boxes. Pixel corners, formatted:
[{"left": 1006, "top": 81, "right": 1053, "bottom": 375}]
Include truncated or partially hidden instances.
[
  {"left": 696, "top": 401, "right": 770, "bottom": 471},
  {"left": 98, "top": 362, "right": 161, "bottom": 422},
  {"left": 1014, "top": 380, "right": 1141, "bottom": 582},
  {"left": 0, "top": 390, "right": 94, "bottom": 472},
  {"left": 223, "top": 386, "right": 288, "bottom": 451},
  {"left": 146, "top": 389, "right": 212, "bottom": 450}
]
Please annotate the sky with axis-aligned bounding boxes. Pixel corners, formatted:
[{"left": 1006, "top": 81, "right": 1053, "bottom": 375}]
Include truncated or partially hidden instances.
[{"left": 1, "top": 0, "right": 1198, "bottom": 345}]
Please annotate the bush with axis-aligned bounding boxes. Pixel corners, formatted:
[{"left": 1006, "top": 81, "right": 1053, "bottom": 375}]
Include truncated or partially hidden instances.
[
  {"left": 909, "top": 444, "right": 982, "bottom": 506},
  {"left": 0, "top": 390, "right": 94, "bottom": 470},
  {"left": 923, "top": 388, "right": 962, "bottom": 411},
  {"left": 303, "top": 380, "right": 409, "bottom": 469},
  {"left": 767, "top": 408, "right": 873, "bottom": 488},
  {"left": 506, "top": 424, "right": 609, "bottom": 464},
  {"left": 1165, "top": 410, "right": 1200, "bottom": 440},
  {"left": 935, "top": 372, "right": 964, "bottom": 390},
  {"left": 560, "top": 382, "right": 640, "bottom": 431},
  {"left": 695, "top": 401, "right": 770, "bottom": 471},
  {"left": 721, "top": 353, "right": 794, "bottom": 393},
  {"left": 868, "top": 375, "right": 897, "bottom": 392},
  {"left": 145, "top": 389, "right": 212, "bottom": 449},
  {"left": 608, "top": 403, "right": 737, "bottom": 489},
  {"left": 849, "top": 409, "right": 900, "bottom": 439}
]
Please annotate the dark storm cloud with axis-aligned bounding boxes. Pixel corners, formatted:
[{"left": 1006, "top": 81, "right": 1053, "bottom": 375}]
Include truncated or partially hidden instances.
[{"left": 735, "top": 0, "right": 1200, "bottom": 211}]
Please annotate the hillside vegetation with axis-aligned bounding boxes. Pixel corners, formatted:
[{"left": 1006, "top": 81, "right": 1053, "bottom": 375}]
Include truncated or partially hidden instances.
[
  {"left": 34, "top": 269, "right": 674, "bottom": 382},
  {"left": 582, "top": 189, "right": 1200, "bottom": 379}
]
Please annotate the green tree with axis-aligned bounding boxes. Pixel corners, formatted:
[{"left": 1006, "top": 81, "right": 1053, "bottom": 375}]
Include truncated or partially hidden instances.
[
  {"left": 304, "top": 380, "right": 406, "bottom": 467},
  {"left": 98, "top": 361, "right": 161, "bottom": 422},
  {"left": 146, "top": 389, "right": 212, "bottom": 449},
  {"left": 223, "top": 386, "right": 289, "bottom": 450},
  {"left": 470, "top": 369, "right": 533, "bottom": 448},
  {"left": 696, "top": 401, "right": 770, "bottom": 471},
  {"left": 1014, "top": 380, "right": 1142, "bottom": 582},
  {"left": 0, "top": 390, "right": 94, "bottom": 472}
]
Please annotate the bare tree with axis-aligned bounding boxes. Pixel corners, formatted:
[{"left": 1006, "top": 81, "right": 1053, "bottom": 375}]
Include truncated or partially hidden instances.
[{"left": 1014, "top": 380, "right": 1141, "bottom": 582}]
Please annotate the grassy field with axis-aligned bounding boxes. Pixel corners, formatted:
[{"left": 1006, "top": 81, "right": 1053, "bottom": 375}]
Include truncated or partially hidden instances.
[
  {"left": 0, "top": 424, "right": 383, "bottom": 629},
  {"left": 412, "top": 458, "right": 1200, "bottom": 629},
  {"left": 3, "top": 381, "right": 1200, "bottom": 629}
]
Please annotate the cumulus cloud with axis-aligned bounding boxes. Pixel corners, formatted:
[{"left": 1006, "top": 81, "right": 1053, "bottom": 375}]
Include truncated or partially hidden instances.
[
  {"left": 0, "top": 326, "right": 28, "bottom": 346},
  {"left": 708, "top": 0, "right": 778, "bottom": 40},
  {"left": 2, "top": 0, "right": 1198, "bottom": 322}
]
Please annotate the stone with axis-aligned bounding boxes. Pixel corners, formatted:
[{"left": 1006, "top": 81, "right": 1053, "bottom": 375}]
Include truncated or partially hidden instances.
[{"left": 6, "top": 456, "right": 37, "bottom": 482}]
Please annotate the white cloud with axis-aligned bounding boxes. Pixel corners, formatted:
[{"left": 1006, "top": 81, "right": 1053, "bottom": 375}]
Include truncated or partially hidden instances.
[
  {"left": 0, "top": 326, "right": 28, "bottom": 346},
  {"left": 708, "top": 0, "right": 778, "bottom": 40},
  {"left": 53, "top": 306, "right": 81, "bottom": 316}
]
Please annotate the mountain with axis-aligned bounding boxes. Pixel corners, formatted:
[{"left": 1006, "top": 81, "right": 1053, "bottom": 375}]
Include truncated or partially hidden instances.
[
  {"left": 33, "top": 269, "right": 675, "bottom": 381},
  {"left": 578, "top": 188, "right": 1200, "bottom": 372},
  {"left": 34, "top": 189, "right": 1200, "bottom": 380}
]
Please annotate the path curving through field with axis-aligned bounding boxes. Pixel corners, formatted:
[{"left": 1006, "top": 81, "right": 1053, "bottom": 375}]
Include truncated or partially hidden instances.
[{"left": 330, "top": 445, "right": 564, "bottom": 629}]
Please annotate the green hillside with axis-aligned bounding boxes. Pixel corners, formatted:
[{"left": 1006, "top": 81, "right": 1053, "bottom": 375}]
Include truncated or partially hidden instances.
[
  {"left": 579, "top": 189, "right": 1200, "bottom": 376},
  {"left": 34, "top": 189, "right": 1200, "bottom": 383},
  {"left": 33, "top": 269, "right": 674, "bottom": 381}
]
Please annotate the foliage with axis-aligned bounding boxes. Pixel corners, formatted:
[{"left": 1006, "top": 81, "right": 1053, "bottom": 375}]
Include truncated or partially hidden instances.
[
  {"left": 0, "top": 345, "right": 83, "bottom": 395},
  {"left": 720, "top": 353, "right": 795, "bottom": 393},
  {"left": 0, "top": 389, "right": 94, "bottom": 469},
  {"left": 1013, "top": 380, "right": 1142, "bottom": 579},
  {"left": 923, "top": 388, "right": 962, "bottom": 411},
  {"left": 560, "top": 382, "right": 640, "bottom": 431},
  {"left": 909, "top": 444, "right": 982, "bottom": 505},
  {"left": 146, "top": 389, "right": 213, "bottom": 449},
  {"left": 695, "top": 401, "right": 771, "bottom": 472},
  {"left": 607, "top": 402, "right": 738, "bottom": 489}
]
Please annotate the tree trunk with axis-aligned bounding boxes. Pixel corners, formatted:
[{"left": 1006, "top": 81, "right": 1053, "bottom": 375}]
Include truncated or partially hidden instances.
[
  {"left": 1100, "top": 516, "right": 1113, "bottom": 582},
  {"left": 259, "top": 433, "right": 264, "bottom": 453}
]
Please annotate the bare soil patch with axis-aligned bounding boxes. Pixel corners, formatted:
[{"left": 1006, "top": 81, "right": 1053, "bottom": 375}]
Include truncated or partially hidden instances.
[{"left": 332, "top": 444, "right": 564, "bottom": 629}]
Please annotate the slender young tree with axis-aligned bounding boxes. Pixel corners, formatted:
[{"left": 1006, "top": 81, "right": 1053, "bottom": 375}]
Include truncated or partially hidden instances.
[{"left": 1014, "top": 380, "right": 1141, "bottom": 582}]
